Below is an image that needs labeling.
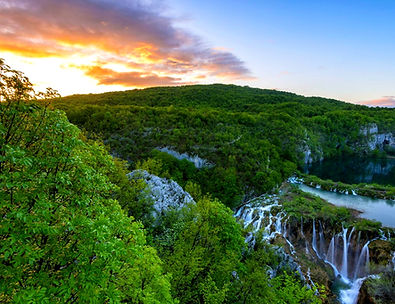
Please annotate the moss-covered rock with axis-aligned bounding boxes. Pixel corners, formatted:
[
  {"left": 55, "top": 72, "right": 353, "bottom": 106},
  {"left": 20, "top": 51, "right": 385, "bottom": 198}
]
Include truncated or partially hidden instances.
[{"left": 369, "top": 240, "right": 393, "bottom": 266}]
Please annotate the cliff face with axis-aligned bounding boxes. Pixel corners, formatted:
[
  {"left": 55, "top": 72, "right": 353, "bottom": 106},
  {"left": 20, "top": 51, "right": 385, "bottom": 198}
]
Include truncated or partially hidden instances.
[
  {"left": 359, "top": 124, "right": 395, "bottom": 152},
  {"left": 301, "top": 124, "right": 395, "bottom": 164}
]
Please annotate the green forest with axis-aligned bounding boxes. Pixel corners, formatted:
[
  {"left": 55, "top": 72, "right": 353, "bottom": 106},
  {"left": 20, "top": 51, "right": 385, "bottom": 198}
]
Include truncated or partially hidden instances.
[
  {"left": 54, "top": 83, "right": 395, "bottom": 208},
  {"left": 1, "top": 59, "right": 394, "bottom": 303}
]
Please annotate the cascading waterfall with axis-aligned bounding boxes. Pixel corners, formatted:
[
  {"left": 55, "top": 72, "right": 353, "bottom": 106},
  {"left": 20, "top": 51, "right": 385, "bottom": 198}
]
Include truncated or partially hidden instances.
[
  {"left": 340, "top": 278, "right": 366, "bottom": 304},
  {"left": 310, "top": 224, "right": 371, "bottom": 304},
  {"left": 235, "top": 195, "right": 296, "bottom": 249},
  {"left": 319, "top": 221, "right": 326, "bottom": 259},
  {"left": 327, "top": 236, "right": 335, "bottom": 264},
  {"left": 341, "top": 227, "right": 349, "bottom": 279},
  {"left": 235, "top": 194, "right": 375, "bottom": 304},
  {"left": 353, "top": 242, "right": 370, "bottom": 280},
  {"left": 312, "top": 219, "right": 319, "bottom": 257}
]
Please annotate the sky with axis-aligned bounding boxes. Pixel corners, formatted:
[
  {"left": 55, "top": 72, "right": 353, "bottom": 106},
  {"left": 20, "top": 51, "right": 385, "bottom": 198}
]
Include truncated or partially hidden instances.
[{"left": 0, "top": 0, "right": 394, "bottom": 107}]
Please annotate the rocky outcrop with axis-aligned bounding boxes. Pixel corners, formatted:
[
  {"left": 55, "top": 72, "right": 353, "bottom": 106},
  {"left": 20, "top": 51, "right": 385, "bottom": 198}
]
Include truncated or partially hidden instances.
[
  {"left": 369, "top": 240, "right": 393, "bottom": 266},
  {"left": 299, "top": 141, "right": 324, "bottom": 164},
  {"left": 359, "top": 123, "right": 395, "bottom": 152},
  {"left": 357, "top": 281, "right": 376, "bottom": 304},
  {"left": 156, "top": 147, "right": 214, "bottom": 168},
  {"left": 128, "top": 169, "right": 194, "bottom": 216}
]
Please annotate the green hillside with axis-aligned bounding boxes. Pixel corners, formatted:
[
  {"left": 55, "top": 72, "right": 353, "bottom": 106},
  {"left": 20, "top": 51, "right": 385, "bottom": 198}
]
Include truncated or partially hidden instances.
[
  {"left": 54, "top": 84, "right": 395, "bottom": 207},
  {"left": 1, "top": 60, "right": 326, "bottom": 304}
]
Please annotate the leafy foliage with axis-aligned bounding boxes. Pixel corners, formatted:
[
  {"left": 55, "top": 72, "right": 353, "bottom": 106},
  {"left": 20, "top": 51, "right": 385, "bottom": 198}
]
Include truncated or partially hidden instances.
[
  {"left": 0, "top": 59, "right": 173, "bottom": 303},
  {"left": 228, "top": 239, "right": 322, "bottom": 304},
  {"left": 366, "top": 268, "right": 395, "bottom": 304},
  {"left": 154, "top": 197, "right": 245, "bottom": 303},
  {"left": 0, "top": 59, "right": 348, "bottom": 304}
]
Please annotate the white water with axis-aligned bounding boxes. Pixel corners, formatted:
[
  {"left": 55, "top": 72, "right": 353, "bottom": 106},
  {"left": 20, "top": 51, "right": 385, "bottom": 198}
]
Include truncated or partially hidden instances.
[
  {"left": 341, "top": 227, "right": 349, "bottom": 279},
  {"left": 235, "top": 195, "right": 377, "bottom": 304},
  {"left": 312, "top": 220, "right": 319, "bottom": 257},
  {"left": 279, "top": 213, "right": 373, "bottom": 304},
  {"left": 340, "top": 277, "right": 366, "bottom": 304},
  {"left": 327, "top": 236, "right": 335, "bottom": 264},
  {"left": 235, "top": 195, "right": 298, "bottom": 250},
  {"left": 313, "top": 222, "right": 372, "bottom": 304},
  {"left": 353, "top": 242, "right": 370, "bottom": 280}
]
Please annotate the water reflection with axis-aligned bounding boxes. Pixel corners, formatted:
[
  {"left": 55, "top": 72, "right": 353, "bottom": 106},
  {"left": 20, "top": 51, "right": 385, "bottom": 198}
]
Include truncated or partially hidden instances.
[{"left": 305, "top": 157, "right": 395, "bottom": 186}]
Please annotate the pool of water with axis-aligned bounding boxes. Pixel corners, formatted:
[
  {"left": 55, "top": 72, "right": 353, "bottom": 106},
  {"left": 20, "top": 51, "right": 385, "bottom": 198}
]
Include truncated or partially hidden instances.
[
  {"left": 298, "top": 184, "right": 395, "bottom": 228},
  {"left": 304, "top": 157, "right": 395, "bottom": 186}
]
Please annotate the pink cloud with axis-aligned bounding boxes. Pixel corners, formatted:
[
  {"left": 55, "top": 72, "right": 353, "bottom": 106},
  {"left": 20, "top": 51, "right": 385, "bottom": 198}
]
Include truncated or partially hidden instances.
[{"left": 359, "top": 96, "right": 395, "bottom": 108}]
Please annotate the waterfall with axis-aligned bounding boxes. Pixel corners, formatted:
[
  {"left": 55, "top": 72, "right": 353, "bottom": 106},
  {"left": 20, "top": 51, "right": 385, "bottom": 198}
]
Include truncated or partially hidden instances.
[
  {"left": 353, "top": 242, "right": 370, "bottom": 280},
  {"left": 234, "top": 196, "right": 374, "bottom": 304},
  {"left": 341, "top": 227, "right": 349, "bottom": 278},
  {"left": 319, "top": 221, "right": 326, "bottom": 259},
  {"left": 275, "top": 212, "right": 283, "bottom": 233},
  {"left": 327, "top": 236, "right": 335, "bottom": 264},
  {"left": 347, "top": 227, "right": 355, "bottom": 244},
  {"left": 340, "top": 277, "right": 366, "bottom": 304},
  {"left": 352, "top": 232, "right": 362, "bottom": 276},
  {"left": 312, "top": 219, "right": 320, "bottom": 258},
  {"left": 243, "top": 209, "right": 255, "bottom": 227}
]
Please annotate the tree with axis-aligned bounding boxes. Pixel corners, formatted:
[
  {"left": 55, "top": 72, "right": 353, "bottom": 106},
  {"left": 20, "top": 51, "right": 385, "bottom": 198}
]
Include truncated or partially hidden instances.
[
  {"left": 228, "top": 239, "right": 321, "bottom": 304},
  {"left": 0, "top": 59, "right": 173, "bottom": 303},
  {"left": 161, "top": 197, "right": 245, "bottom": 303}
]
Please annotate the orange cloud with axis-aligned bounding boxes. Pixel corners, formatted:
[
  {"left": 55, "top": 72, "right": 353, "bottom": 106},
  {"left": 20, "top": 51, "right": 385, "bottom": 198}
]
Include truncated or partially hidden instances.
[
  {"left": 83, "top": 65, "right": 185, "bottom": 87},
  {"left": 359, "top": 96, "right": 395, "bottom": 108},
  {"left": 0, "top": 0, "right": 252, "bottom": 87}
]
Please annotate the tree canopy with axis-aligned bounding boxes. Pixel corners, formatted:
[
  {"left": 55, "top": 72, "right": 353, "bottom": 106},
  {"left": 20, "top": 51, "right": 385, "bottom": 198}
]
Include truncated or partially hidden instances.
[{"left": 0, "top": 59, "right": 173, "bottom": 303}]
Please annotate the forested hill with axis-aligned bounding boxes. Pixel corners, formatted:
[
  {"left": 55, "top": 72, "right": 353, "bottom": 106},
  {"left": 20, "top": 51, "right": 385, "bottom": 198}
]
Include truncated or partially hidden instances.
[
  {"left": 58, "top": 84, "right": 352, "bottom": 112},
  {"left": 54, "top": 84, "right": 395, "bottom": 207}
]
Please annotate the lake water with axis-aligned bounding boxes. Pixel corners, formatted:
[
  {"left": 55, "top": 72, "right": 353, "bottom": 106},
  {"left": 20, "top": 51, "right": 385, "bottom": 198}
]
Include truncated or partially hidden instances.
[
  {"left": 304, "top": 157, "right": 395, "bottom": 186},
  {"left": 298, "top": 184, "right": 395, "bottom": 228}
]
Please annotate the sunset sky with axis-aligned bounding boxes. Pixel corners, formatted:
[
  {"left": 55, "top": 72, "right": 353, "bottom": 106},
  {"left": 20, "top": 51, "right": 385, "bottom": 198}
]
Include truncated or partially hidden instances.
[{"left": 1, "top": 0, "right": 394, "bottom": 106}]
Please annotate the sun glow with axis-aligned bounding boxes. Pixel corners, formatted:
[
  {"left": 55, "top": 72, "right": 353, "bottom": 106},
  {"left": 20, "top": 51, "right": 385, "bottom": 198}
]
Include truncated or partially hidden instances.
[
  {"left": 3, "top": 52, "right": 127, "bottom": 96},
  {"left": 0, "top": 0, "right": 251, "bottom": 96}
]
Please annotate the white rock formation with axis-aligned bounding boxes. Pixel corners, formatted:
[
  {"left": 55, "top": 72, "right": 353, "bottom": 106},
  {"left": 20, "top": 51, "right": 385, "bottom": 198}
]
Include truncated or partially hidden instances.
[
  {"left": 360, "top": 123, "right": 394, "bottom": 151},
  {"left": 156, "top": 147, "right": 214, "bottom": 168},
  {"left": 128, "top": 169, "right": 194, "bottom": 216}
]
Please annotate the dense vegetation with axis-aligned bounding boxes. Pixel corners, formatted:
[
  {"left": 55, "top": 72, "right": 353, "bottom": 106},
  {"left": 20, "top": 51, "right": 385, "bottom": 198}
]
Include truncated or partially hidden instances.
[
  {"left": 3, "top": 58, "right": 395, "bottom": 303},
  {"left": 1, "top": 61, "right": 328, "bottom": 303},
  {"left": 54, "top": 84, "right": 395, "bottom": 207},
  {"left": 0, "top": 61, "right": 173, "bottom": 303},
  {"left": 365, "top": 268, "right": 395, "bottom": 304}
]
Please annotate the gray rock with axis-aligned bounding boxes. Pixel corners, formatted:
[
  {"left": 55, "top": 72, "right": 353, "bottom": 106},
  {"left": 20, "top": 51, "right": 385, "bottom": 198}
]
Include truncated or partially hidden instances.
[{"left": 128, "top": 170, "right": 194, "bottom": 216}]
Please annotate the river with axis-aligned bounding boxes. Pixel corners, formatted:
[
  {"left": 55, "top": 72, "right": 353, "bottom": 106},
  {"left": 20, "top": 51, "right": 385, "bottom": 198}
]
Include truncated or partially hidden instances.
[{"left": 298, "top": 184, "right": 395, "bottom": 228}]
